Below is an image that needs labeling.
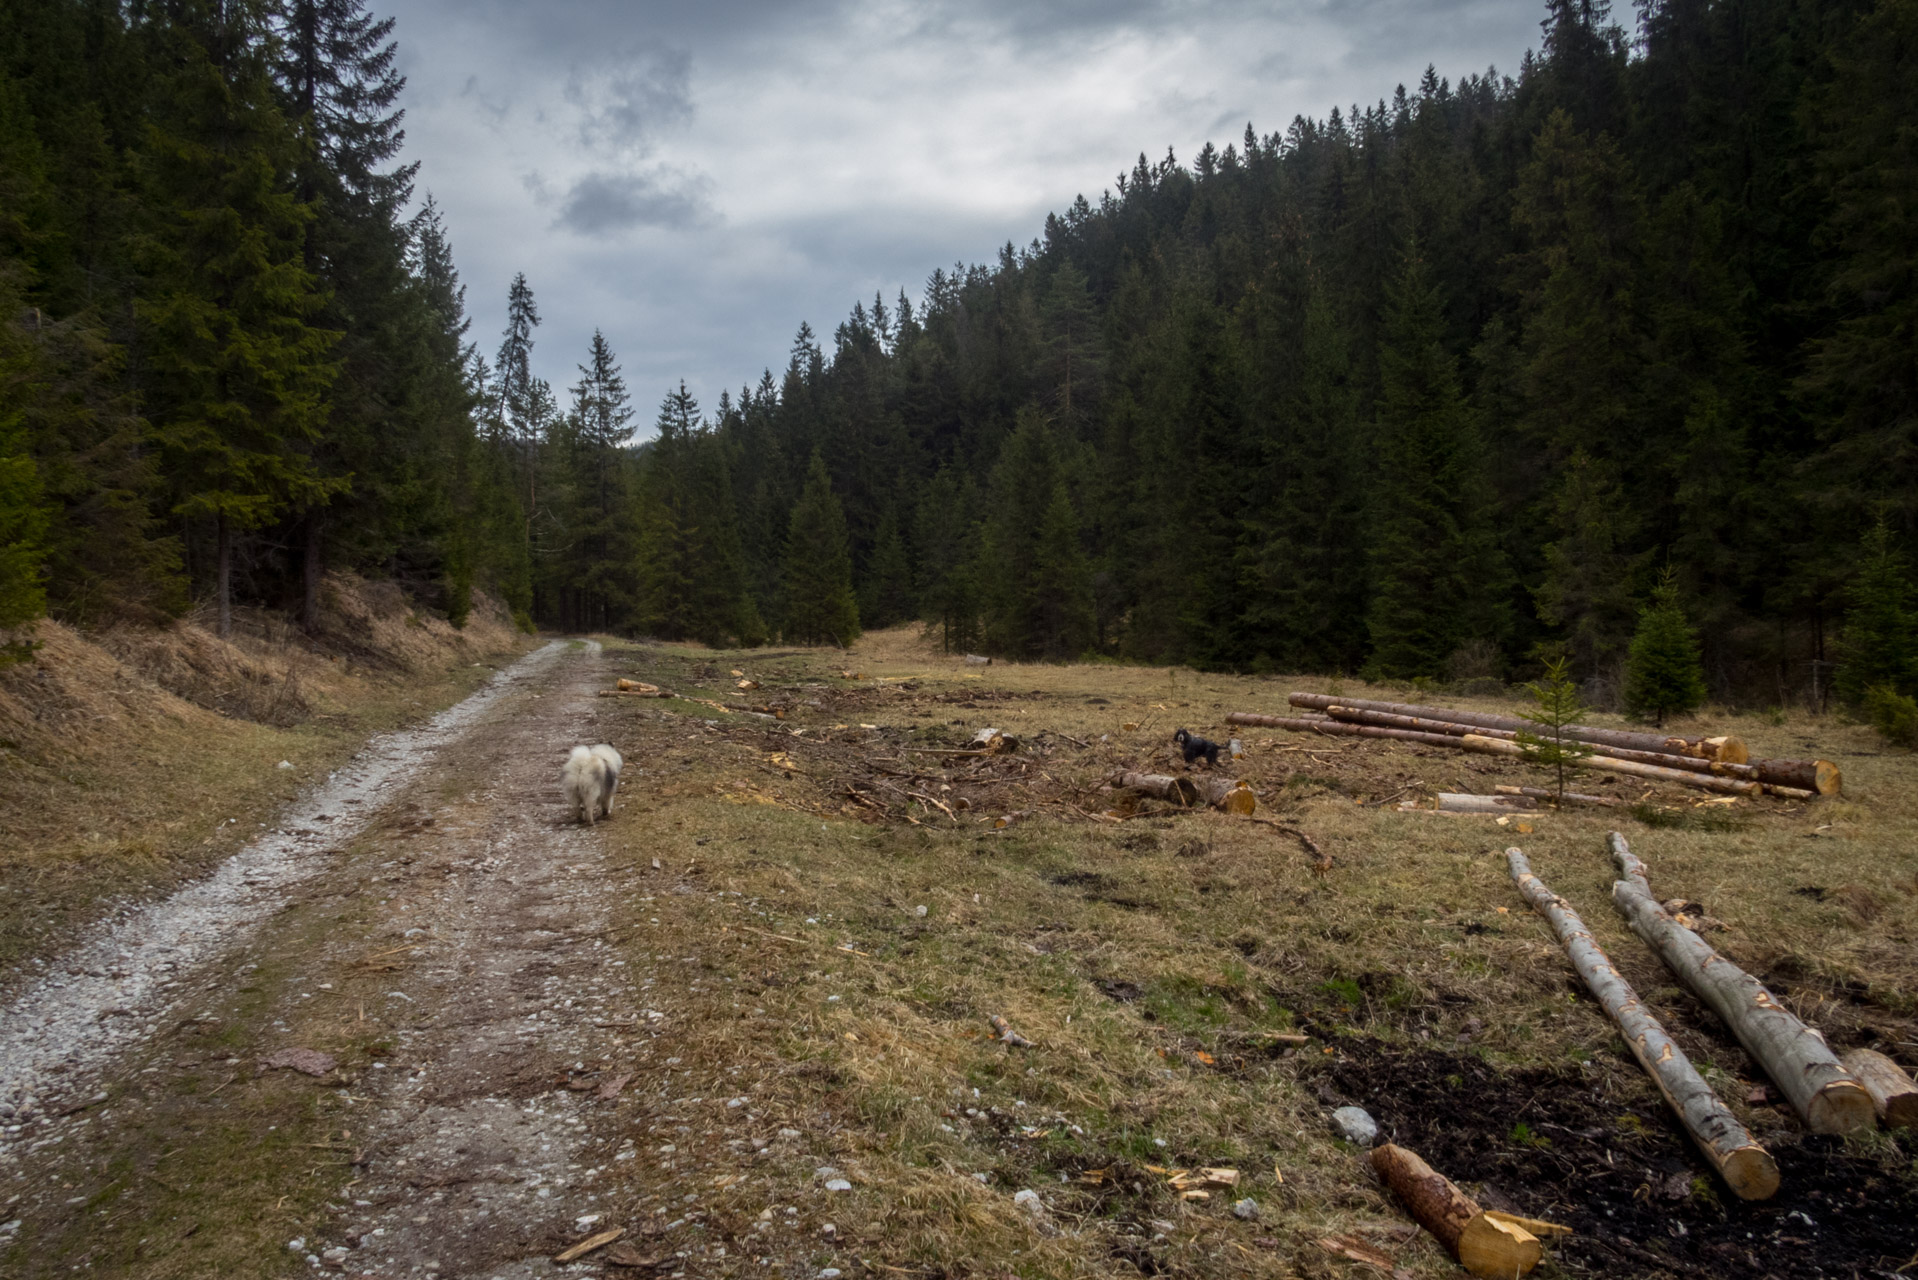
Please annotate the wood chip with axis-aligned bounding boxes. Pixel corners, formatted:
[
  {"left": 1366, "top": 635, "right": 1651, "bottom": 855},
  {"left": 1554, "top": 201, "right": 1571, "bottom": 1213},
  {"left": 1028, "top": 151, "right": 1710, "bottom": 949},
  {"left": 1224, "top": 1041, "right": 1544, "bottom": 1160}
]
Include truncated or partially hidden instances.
[
  {"left": 554, "top": 1226, "right": 624, "bottom": 1263},
  {"left": 1316, "top": 1235, "right": 1396, "bottom": 1271},
  {"left": 597, "top": 1071, "right": 633, "bottom": 1100}
]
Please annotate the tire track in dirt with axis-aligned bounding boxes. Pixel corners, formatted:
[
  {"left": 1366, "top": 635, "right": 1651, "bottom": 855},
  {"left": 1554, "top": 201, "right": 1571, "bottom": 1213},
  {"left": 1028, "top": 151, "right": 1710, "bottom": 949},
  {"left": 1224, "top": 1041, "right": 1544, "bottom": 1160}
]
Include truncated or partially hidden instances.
[{"left": 0, "top": 642, "right": 565, "bottom": 1132}]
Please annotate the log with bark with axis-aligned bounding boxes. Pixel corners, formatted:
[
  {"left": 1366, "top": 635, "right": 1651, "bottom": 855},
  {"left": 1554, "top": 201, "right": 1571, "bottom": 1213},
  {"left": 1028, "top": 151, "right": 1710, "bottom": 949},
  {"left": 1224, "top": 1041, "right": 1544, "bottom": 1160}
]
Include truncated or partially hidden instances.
[
  {"left": 1507, "top": 848, "right": 1779, "bottom": 1199},
  {"left": 1287, "top": 692, "right": 1748, "bottom": 761},
  {"left": 1236, "top": 716, "right": 1810, "bottom": 798},
  {"left": 1496, "top": 784, "right": 1621, "bottom": 807},
  {"left": 1434, "top": 792, "right": 1540, "bottom": 813},
  {"left": 1369, "top": 1143, "right": 1544, "bottom": 1278},
  {"left": 1110, "top": 771, "right": 1255, "bottom": 813},
  {"left": 1840, "top": 1049, "right": 1918, "bottom": 1129},
  {"left": 1608, "top": 832, "right": 1875, "bottom": 1134},
  {"left": 1323, "top": 706, "right": 1770, "bottom": 779}
]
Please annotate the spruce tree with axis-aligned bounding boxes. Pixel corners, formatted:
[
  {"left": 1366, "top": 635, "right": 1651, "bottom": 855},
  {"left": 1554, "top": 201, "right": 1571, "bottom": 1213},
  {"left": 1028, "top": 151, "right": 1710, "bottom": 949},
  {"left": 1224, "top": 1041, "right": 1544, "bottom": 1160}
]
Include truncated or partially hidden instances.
[
  {"left": 1517, "top": 656, "right": 1595, "bottom": 805},
  {"left": 781, "top": 450, "right": 859, "bottom": 646},
  {"left": 1365, "top": 246, "right": 1506, "bottom": 679},
  {"left": 914, "top": 465, "right": 981, "bottom": 652},
  {"left": 1836, "top": 521, "right": 1916, "bottom": 706},
  {"left": 137, "top": 2, "right": 344, "bottom": 637},
  {"left": 859, "top": 503, "right": 913, "bottom": 629},
  {"left": 1623, "top": 565, "right": 1708, "bottom": 726}
]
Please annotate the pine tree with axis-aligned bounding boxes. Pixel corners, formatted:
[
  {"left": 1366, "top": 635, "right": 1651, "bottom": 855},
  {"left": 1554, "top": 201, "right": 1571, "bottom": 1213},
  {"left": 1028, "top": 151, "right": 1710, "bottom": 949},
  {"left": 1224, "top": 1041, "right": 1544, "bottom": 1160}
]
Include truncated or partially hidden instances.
[
  {"left": 1365, "top": 245, "right": 1506, "bottom": 679},
  {"left": 0, "top": 302, "right": 47, "bottom": 630},
  {"left": 859, "top": 502, "right": 913, "bottom": 629},
  {"left": 1517, "top": 656, "right": 1595, "bottom": 804},
  {"left": 136, "top": 2, "right": 345, "bottom": 637},
  {"left": 1028, "top": 479, "right": 1097, "bottom": 660},
  {"left": 781, "top": 450, "right": 859, "bottom": 646},
  {"left": 1836, "top": 521, "right": 1916, "bottom": 706},
  {"left": 1623, "top": 565, "right": 1708, "bottom": 725},
  {"left": 914, "top": 465, "right": 981, "bottom": 652}
]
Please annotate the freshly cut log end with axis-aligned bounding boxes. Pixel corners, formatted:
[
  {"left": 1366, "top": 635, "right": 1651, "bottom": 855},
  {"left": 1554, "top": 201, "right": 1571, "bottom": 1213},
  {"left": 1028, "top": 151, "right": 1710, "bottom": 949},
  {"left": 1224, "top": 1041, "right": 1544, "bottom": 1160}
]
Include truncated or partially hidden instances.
[
  {"left": 1807, "top": 1080, "right": 1882, "bottom": 1135},
  {"left": 1719, "top": 1146, "right": 1782, "bottom": 1202},
  {"left": 1370, "top": 1144, "right": 1541, "bottom": 1278},
  {"left": 1841, "top": 1049, "right": 1918, "bottom": 1129}
]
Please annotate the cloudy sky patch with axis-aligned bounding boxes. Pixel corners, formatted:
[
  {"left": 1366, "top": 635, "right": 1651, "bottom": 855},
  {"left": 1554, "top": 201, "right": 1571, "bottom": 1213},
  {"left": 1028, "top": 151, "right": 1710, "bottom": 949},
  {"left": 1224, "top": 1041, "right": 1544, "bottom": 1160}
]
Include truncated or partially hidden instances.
[{"left": 382, "top": 0, "right": 1547, "bottom": 429}]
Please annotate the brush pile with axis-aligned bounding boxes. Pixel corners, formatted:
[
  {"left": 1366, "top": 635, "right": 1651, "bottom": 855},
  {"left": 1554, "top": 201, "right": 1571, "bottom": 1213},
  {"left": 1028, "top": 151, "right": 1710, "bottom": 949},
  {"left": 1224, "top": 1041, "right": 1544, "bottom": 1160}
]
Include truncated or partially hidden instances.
[{"left": 1228, "top": 694, "right": 1840, "bottom": 800}]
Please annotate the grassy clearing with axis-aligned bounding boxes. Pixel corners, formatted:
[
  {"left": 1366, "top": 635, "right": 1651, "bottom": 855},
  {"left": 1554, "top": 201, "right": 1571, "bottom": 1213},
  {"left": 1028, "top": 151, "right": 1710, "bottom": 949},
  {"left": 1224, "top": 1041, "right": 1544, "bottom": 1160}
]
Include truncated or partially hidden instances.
[{"left": 582, "top": 630, "right": 1917, "bottom": 1278}]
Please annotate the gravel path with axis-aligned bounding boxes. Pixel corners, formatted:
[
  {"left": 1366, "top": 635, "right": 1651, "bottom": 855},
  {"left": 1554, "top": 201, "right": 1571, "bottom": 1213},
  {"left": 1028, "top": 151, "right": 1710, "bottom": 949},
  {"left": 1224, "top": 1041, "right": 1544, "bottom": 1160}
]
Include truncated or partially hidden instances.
[{"left": 0, "top": 641, "right": 566, "bottom": 1129}]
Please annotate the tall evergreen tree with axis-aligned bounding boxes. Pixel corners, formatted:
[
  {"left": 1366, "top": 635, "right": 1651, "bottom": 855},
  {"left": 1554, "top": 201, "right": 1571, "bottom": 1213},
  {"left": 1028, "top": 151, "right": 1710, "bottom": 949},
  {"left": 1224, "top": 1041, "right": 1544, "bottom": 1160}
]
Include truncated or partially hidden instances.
[
  {"left": 1836, "top": 521, "right": 1917, "bottom": 706},
  {"left": 1622, "top": 565, "right": 1708, "bottom": 725},
  {"left": 136, "top": 0, "right": 344, "bottom": 637},
  {"left": 1365, "top": 246, "right": 1506, "bottom": 678},
  {"left": 781, "top": 449, "right": 859, "bottom": 646}
]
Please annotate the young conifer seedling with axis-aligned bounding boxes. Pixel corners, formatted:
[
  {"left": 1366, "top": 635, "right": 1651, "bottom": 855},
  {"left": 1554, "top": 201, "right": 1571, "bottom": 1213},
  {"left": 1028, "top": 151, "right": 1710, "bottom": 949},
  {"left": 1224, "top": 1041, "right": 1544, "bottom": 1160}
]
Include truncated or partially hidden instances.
[{"left": 1516, "top": 656, "right": 1592, "bottom": 807}]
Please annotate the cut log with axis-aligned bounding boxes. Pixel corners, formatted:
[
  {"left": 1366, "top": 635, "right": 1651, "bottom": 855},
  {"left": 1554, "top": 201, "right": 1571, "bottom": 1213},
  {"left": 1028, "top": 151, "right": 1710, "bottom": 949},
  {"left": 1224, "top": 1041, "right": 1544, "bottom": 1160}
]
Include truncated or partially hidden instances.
[
  {"left": 1751, "top": 757, "right": 1842, "bottom": 796},
  {"left": 1840, "top": 1049, "right": 1918, "bottom": 1129},
  {"left": 1608, "top": 832, "right": 1875, "bottom": 1135},
  {"left": 1111, "top": 771, "right": 1254, "bottom": 813},
  {"left": 1369, "top": 1144, "right": 1543, "bottom": 1278},
  {"left": 1507, "top": 848, "right": 1779, "bottom": 1200},
  {"left": 616, "top": 678, "right": 659, "bottom": 693},
  {"left": 1285, "top": 693, "right": 1748, "bottom": 762},
  {"left": 1437, "top": 792, "right": 1539, "bottom": 813},
  {"left": 964, "top": 653, "right": 992, "bottom": 665},
  {"left": 968, "top": 728, "right": 1020, "bottom": 754},
  {"left": 1324, "top": 706, "right": 1772, "bottom": 779},
  {"left": 1496, "top": 785, "right": 1621, "bottom": 808}
]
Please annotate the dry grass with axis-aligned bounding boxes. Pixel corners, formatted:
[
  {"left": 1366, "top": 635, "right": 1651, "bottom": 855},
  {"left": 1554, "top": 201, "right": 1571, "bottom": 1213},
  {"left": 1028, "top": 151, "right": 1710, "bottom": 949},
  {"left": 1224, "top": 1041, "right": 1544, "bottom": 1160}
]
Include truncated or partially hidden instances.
[
  {"left": 0, "top": 574, "right": 530, "bottom": 983},
  {"left": 574, "top": 628, "right": 1917, "bottom": 1277}
]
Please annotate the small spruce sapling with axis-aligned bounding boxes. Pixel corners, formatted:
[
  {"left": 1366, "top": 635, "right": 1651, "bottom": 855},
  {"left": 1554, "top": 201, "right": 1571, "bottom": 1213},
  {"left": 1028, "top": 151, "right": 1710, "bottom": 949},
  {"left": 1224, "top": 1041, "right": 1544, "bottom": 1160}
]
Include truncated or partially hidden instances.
[
  {"left": 1516, "top": 656, "right": 1593, "bottom": 806},
  {"left": 1623, "top": 566, "right": 1708, "bottom": 727}
]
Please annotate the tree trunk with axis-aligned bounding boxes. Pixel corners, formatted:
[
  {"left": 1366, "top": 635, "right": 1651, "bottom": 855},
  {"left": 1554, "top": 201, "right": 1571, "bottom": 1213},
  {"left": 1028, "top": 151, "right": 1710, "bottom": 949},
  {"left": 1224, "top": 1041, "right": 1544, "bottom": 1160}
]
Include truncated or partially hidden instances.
[
  {"left": 301, "top": 510, "right": 323, "bottom": 634},
  {"left": 1435, "top": 793, "right": 1539, "bottom": 813},
  {"left": 1496, "top": 784, "right": 1621, "bottom": 807},
  {"left": 1111, "top": 771, "right": 1253, "bottom": 813},
  {"left": 1608, "top": 832, "right": 1874, "bottom": 1134},
  {"left": 1284, "top": 693, "right": 1748, "bottom": 762},
  {"left": 1507, "top": 848, "right": 1779, "bottom": 1199},
  {"left": 1323, "top": 706, "right": 1767, "bottom": 778},
  {"left": 1840, "top": 1049, "right": 1918, "bottom": 1129},
  {"left": 1369, "top": 1144, "right": 1543, "bottom": 1278},
  {"left": 1751, "top": 758, "right": 1842, "bottom": 795},
  {"left": 216, "top": 513, "right": 232, "bottom": 640},
  {"left": 1237, "top": 716, "right": 1809, "bottom": 798}
]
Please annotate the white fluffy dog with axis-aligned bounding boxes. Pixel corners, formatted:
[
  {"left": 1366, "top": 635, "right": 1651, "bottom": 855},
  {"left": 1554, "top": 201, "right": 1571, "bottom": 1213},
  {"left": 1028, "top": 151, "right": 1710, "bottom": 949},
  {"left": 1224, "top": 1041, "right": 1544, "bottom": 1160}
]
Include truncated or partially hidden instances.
[{"left": 561, "top": 743, "right": 623, "bottom": 825}]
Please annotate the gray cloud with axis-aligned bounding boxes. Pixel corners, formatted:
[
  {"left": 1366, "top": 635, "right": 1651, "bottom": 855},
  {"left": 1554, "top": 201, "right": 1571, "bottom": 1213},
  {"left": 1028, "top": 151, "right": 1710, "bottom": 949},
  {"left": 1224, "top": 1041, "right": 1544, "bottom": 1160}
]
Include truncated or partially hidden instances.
[
  {"left": 556, "top": 168, "right": 718, "bottom": 234},
  {"left": 383, "top": 0, "right": 1548, "bottom": 425},
  {"left": 568, "top": 47, "right": 695, "bottom": 155}
]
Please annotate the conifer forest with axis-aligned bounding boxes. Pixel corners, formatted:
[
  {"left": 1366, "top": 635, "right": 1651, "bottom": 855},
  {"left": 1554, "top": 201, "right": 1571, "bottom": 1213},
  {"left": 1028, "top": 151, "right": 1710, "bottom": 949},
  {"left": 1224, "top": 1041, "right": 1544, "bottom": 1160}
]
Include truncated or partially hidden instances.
[{"left": 4, "top": 0, "right": 1917, "bottom": 713}]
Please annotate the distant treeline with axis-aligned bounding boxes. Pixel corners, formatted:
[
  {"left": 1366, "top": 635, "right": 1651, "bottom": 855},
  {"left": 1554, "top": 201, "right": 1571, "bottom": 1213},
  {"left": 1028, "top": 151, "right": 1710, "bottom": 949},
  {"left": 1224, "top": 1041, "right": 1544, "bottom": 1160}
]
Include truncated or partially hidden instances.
[{"left": 3, "top": 0, "right": 1916, "bottom": 709}]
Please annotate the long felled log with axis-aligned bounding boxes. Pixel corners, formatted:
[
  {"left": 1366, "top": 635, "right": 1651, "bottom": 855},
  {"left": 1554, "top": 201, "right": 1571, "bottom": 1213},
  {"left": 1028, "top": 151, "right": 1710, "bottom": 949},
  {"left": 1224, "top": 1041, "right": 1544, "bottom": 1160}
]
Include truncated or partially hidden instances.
[
  {"left": 1507, "top": 848, "right": 1779, "bottom": 1199},
  {"left": 1286, "top": 693, "right": 1748, "bottom": 763},
  {"left": 1324, "top": 706, "right": 1769, "bottom": 778},
  {"left": 1608, "top": 832, "right": 1875, "bottom": 1134},
  {"left": 1369, "top": 1144, "right": 1543, "bottom": 1278},
  {"left": 1240, "top": 716, "right": 1805, "bottom": 797},
  {"left": 1496, "top": 784, "right": 1621, "bottom": 807}
]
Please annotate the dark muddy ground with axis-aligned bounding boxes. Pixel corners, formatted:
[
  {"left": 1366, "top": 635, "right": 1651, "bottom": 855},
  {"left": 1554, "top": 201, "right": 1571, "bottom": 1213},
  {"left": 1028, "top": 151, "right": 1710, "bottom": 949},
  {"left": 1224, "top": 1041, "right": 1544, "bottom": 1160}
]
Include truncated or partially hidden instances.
[{"left": 1314, "top": 1039, "right": 1918, "bottom": 1279}]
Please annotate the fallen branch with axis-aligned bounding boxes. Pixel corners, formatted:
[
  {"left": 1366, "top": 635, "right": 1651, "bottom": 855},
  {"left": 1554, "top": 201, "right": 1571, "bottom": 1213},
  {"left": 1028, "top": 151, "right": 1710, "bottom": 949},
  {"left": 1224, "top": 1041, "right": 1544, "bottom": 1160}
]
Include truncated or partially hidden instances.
[
  {"left": 1608, "top": 832, "right": 1873, "bottom": 1134},
  {"left": 1250, "top": 816, "right": 1332, "bottom": 873},
  {"left": 1507, "top": 848, "right": 1778, "bottom": 1200},
  {"left": 1370, "top": 1143, "right": 1543, "bottom": 1278}
]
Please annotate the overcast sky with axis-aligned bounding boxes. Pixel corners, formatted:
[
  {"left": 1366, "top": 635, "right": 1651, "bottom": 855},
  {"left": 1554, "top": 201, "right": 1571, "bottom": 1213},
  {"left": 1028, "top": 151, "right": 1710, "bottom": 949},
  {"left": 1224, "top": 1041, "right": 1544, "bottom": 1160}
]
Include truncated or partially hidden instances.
[{"left": 382, "top": 0, "right": 1547, "bottom": 434}]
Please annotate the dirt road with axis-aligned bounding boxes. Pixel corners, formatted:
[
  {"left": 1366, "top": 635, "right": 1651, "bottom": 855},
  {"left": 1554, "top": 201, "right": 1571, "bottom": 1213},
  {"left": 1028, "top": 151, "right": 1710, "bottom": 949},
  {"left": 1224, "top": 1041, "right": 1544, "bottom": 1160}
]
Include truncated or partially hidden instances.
[{"left": 0, "top": 639, "right": 689, "bottom": 1276}]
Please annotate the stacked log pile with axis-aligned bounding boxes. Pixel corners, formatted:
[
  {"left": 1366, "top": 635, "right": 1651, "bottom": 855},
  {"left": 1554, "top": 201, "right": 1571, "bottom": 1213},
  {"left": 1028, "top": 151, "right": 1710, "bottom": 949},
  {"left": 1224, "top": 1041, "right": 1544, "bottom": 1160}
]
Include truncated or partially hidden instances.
[{"left": 1225, "top": 694, "right": 1839, "bottom": 800}]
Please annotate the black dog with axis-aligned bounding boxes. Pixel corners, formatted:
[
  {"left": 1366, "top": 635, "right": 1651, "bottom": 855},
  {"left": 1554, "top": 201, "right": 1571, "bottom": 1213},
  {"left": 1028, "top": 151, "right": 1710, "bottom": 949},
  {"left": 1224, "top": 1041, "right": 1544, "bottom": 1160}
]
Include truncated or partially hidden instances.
[{"left": 1172, "top": 728, "right": 1222, "bottom": 767}]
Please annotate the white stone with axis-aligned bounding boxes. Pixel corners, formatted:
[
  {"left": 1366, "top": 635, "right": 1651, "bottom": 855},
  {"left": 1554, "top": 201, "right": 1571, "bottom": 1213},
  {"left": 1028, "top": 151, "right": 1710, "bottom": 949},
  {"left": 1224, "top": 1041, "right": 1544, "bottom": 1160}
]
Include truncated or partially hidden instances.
[{"left": 1332, "top": 1105, "right": 1379, "bottom": 1146}]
